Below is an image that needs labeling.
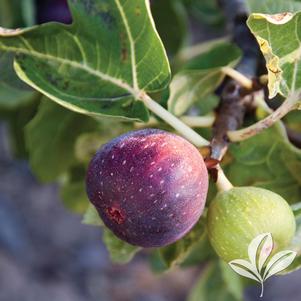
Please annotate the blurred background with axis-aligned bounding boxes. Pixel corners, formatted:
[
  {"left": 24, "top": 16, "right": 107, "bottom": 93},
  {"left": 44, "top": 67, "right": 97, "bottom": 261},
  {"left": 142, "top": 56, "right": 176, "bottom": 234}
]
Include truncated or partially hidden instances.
[
  {"left": 0, "top": 0, "right": 301, "bottom": 300},
  {"left": 0, "top": 123, "right": 199, "bottom": 301},
  {"left": 1, "top": 123, "right": 301, "bottom": 301}
]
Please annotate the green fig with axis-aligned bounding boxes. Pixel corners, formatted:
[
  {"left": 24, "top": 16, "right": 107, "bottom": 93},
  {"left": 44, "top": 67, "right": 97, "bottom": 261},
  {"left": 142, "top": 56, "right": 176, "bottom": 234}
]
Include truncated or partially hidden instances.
[{"left": 207, "top": 187, "right": 296, "bottom": 262}]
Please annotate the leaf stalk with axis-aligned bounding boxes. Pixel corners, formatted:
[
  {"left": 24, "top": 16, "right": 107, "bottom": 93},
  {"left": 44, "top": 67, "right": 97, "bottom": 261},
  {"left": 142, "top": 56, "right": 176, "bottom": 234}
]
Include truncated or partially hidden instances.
[
  {"left": 139, "top": 93, "right": 210, "bottom": 147},
  {"left": 221, "top": 67, "right": 253, "bottom": 90},
  {"left": 134, "top": 114, "right": 215, "bottom": 129},
  {"left": 216, "top": 166, "right": 234, "bottom": 192}
]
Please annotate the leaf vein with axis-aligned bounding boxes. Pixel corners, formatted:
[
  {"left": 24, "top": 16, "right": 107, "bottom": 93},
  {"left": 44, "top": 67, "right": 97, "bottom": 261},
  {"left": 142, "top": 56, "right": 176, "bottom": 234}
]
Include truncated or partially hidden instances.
[
  {"left": 0, "top": 44, "right": 137, "bottom": 95},
  {"left": 114, "top": 0, "right": 138, "bottom": 90}
]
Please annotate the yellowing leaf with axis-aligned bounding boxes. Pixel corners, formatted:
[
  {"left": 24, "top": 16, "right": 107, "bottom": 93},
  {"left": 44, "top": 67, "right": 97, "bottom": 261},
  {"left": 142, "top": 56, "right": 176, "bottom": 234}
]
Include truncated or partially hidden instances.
[{"left": 247, "top": 12, "right": 301, "bottom": 97}]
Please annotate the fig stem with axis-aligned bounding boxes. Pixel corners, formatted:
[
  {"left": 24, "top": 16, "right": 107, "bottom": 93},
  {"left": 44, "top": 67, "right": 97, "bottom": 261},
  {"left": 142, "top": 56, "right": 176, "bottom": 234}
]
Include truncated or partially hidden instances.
[
  {"left": 140, "top": 93, "right": 210, "bottom": 147},
  {"left": 216, "top": 166, "right": 233, "bottom": 192},
  {"left": 227, "top": 91, "right": 301, "bottom": 142},
  {"left": 221, "top": 67, "right": 253, "bottom": 90}
]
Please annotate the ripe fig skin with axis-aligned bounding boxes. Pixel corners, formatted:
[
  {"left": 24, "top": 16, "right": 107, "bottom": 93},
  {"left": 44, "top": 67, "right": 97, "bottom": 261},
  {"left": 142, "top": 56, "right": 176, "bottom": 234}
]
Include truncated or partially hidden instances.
[
  {"left": 86, "top": 129, "right": 208, "bottom": 248},
  {"left": 207, "top": 187, "right": 296, "bottom": 263}
]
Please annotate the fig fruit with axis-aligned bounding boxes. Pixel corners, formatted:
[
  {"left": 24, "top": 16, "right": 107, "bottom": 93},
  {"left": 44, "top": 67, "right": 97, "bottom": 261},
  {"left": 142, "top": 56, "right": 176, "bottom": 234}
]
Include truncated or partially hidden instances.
[
  {"left": 36, "top": 0, "right": 72, "bottom": 24},
  {"left": 86, "top": 129, "right": 208, "bottom": 247},
  {"left": 207, "top": 187, "right": 296, "bottom": 262}
]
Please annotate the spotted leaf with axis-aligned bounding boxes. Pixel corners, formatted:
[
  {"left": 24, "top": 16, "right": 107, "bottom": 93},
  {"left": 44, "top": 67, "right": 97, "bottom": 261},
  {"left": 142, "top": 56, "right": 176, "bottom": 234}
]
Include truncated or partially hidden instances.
[{"left": 0, "top": 0, "right": 170, "bottom": 121}]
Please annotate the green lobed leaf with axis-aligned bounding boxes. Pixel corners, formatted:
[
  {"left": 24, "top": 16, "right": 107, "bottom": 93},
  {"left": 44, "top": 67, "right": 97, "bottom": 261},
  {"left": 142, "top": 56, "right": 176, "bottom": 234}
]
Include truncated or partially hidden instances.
[
  {"left": 0, "top": 0, "right": 18, "bottom": 28},
  {"left": 180, "top": 233, "right": 215, "bottom": 268},
  {"left": 74, "top": 120, "right": 133, "bottom": 163},
  {"left": 151, "top": 0, "right": 188, "bottom": 57},
  {"left": 25, "top": 99, "right": 98, "bottom": 182},
  {"left": 103, "top": 228, "right": 141, "bottom": 264},
  {"left": 167, "top": 43, "right": 241, "bottom": 116},
  {"left": 246, "top": 0, "right": 301, "bottom": 14},
  {"left": 0, "top": 52, "right": 36, "bottom": 109},
  {"left": 220, "top": 261, "right": 244, "bottom": 301},
  {"left": 0, "top": 3, "right": 36, "bottom": 110},
  {"left": 60, "top": 166, "right": 90, "bottom": 214},
  {"left": 0, "top": 0, "right": 34, "bottom": 28},
  {"left": 292, "top": 204, "right": 301, "bottom": 251},
  {"left": 0, "top": 0, "right": 171, "bottom": 121},
  {"left": 82, "top": 204, "right": 104, "bottom": 226},
  {"left": 158, "top": 217, "right": 213, "bottom": 270},
  {"left": 75, "top": 132, "right": 104, "bottom": 163},
  {"left": 247, "top": 11, "right": 301, "bottom": 98},
  {"left": 20, "top": 0, "right": 35, "bottom": 27},
  {"left": 284, "top": 110, "right": 301, "bottom": 131},
  {"left": 149, "top": 250, "right": 169, "bottom": 273},
  {"left": 183, "top": 0, "right": 224, "bottom": 27},
  {"left": 225, "top": 123, "right": 301, "bottom": 204},
  {"left": 0, "top": 93, "right": 40, "bottom": 158},
  {"left": 82, "top": 204, "right": 140, "bottom": 263},
  {"left": 0, "top": 82, "right": 35, "bottom": 109},
  {"left": 187, "top": 261, "right": 243, "bottom": 301},
  {"left": 60, "top": 180, "right": 89, "bottom": 213}
]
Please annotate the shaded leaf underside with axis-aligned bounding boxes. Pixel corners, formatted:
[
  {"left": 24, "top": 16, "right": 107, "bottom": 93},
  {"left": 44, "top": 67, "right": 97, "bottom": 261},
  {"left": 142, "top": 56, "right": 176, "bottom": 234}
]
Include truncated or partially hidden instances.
[
  {"left": 168, "top": 43, "right": 241, "bottom": 116},
  {"left": 226, "top": 123, "right": 301, "bottom": 203}
]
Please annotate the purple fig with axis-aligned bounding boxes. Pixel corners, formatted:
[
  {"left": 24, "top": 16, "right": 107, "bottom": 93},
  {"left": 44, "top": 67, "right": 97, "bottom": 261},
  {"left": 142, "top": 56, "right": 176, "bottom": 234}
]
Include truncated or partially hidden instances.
[
  {"left": 86, "top": 129, "right": 208, "bottom": 247},
  {"left": 36, "top": 0, "right": 72, "bottom": 24}
]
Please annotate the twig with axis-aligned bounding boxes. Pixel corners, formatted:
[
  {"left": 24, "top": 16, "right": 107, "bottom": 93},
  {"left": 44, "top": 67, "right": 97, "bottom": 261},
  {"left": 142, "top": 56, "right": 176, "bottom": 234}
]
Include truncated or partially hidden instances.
[
  {"left": 228, "top": 92, "right": 301, "bottom": 142},
  {"left": 252, "top": 91, "right": 301, "bottom": 148},
  {"left": 210, "top": 82, "right": 253, "bottom": 160},
  {"left": 211, "top": 0, "right": 262, "bottom": 161},
  {"left": 208, "top": 0, "right": 263, "bottom": 188}
]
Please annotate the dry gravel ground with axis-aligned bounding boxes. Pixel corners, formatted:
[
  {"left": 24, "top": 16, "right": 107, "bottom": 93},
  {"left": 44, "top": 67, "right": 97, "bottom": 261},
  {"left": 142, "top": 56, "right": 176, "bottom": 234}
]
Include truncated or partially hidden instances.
[{"left": 0, "top": 123, "right": 301, "bottom": 301}]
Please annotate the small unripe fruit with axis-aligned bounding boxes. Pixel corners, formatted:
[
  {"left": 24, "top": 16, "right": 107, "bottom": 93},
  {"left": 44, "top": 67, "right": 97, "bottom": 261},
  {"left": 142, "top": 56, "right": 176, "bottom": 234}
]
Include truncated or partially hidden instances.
[
  {"left": 86, "top": 129, "right": 208, "bottom": 247},
  {"left": 207, "top": 187, "right": 296, "bottom": 262}
]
